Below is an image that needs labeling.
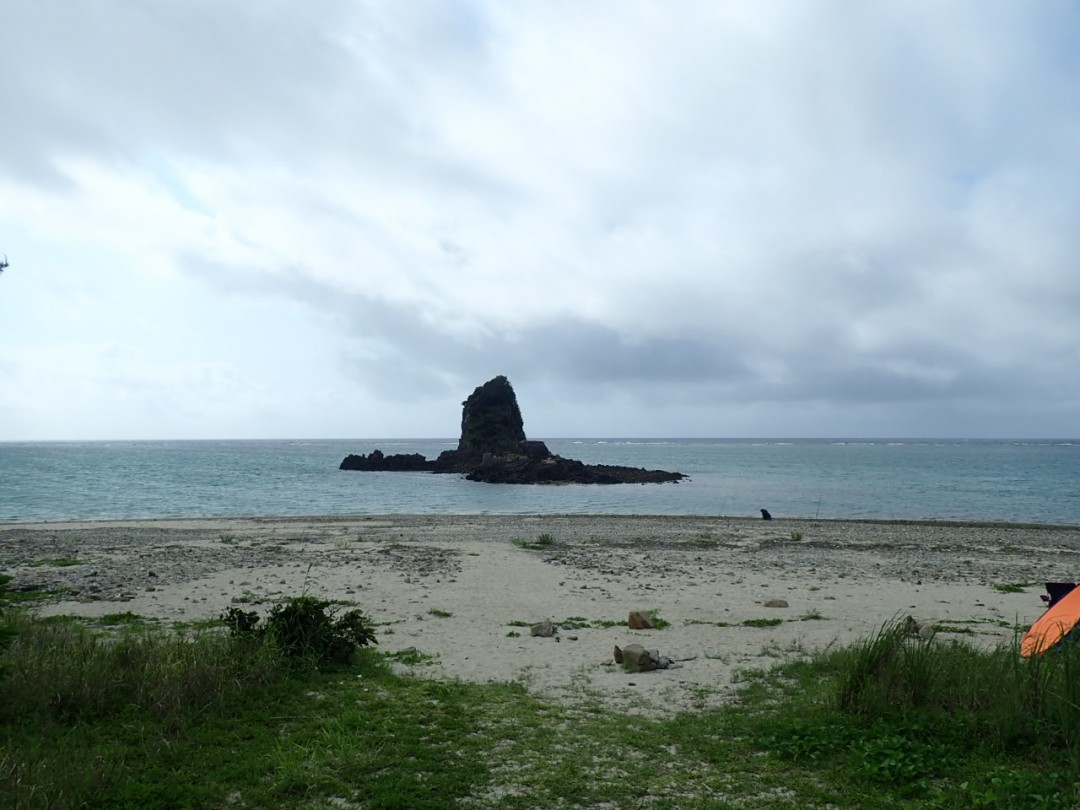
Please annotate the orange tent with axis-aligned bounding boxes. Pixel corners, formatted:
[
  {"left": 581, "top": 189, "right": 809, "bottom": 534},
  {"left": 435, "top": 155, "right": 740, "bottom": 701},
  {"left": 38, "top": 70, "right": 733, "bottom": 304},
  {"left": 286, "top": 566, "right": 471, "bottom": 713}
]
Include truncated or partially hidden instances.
[{"left": 1021, "top": 584, "right": 1080, "bottom": 657}]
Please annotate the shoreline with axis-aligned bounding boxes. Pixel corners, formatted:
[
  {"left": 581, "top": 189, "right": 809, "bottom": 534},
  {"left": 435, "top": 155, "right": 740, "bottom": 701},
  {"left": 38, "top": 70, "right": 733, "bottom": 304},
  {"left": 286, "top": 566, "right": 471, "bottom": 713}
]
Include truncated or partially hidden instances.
[
  {"left": 4, "top": 514, "right": 1080, "bottom": 716},
  {"left": 7, "top": 513, "right": 1080, "bottom": 530}
]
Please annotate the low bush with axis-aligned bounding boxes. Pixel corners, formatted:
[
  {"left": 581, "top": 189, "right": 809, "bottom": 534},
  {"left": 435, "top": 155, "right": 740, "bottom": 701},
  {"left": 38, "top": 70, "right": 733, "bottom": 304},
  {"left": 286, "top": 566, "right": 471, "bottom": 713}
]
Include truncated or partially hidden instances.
[{"left": 223, "top": 595, "right": 377, "bottom": 665}]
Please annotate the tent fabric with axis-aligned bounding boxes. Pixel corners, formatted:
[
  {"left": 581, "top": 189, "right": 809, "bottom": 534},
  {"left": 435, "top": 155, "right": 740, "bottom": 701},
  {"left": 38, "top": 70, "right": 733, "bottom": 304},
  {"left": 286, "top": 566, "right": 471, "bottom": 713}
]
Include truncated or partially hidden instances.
[{"left": 1021, "top": 584, "right": 1080, "bottom": 657}]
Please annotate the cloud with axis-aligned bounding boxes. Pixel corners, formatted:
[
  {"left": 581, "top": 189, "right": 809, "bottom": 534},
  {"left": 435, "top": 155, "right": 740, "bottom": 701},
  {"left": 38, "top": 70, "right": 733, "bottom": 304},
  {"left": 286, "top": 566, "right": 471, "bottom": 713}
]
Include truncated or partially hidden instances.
[{"left": 1, "top": 1, "right": 1079, "bottom": 438}]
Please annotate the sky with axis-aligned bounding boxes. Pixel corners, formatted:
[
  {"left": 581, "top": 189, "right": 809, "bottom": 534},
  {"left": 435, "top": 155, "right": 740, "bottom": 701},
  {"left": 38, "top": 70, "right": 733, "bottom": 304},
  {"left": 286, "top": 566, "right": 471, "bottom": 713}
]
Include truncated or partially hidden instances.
[{"left": 1, "top": 1, "right": 1079, "bottom": 441}]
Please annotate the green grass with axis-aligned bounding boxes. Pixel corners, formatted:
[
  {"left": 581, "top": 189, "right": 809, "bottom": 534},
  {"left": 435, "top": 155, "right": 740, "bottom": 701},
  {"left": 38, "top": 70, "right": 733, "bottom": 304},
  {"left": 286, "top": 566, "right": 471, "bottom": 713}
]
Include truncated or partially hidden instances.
[
  {"left": 991, "top": 582, "right": 1035, "bottom": 594},
  {"left": 512, "top": 533, "right": 557, "bottom": 551},
  {"left": 26, "top": 557, "right": 85, "bottom": 568},
  {"left": 743, "top": 617, "right": 784, "bottom": 628},
  {"left": 0, "top": 575, "right": 59, "bottom": 606},
  {"left": 643, "top": 608, "right": 671, "bottom": 629},
  {"left": 3, "top": 593, "right": 1079, "bottom": 809},
  {"left": 387, "top": 647, "right": 440, "bottom": 666},
  {"left": 932, "top": 623, "right": 976, "bottom": 635},
  {"left": 94, "top": 612, "right": 148, "bottom": 626}
]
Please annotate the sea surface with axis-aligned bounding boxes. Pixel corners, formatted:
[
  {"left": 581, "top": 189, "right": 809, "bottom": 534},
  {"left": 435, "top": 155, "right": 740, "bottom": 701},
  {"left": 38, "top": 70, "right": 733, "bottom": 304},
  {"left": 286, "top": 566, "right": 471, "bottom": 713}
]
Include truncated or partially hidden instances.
[{"left": 1, "top": 439, "right": 1077, "bottom": 525}]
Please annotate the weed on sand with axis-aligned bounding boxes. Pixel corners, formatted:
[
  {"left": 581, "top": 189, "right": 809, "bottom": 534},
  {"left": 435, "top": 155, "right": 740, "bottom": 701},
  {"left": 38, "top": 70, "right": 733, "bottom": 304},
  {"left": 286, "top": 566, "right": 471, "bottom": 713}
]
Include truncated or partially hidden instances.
[{"left": 512, "top": 533, "right": 558, "bottom": 551}]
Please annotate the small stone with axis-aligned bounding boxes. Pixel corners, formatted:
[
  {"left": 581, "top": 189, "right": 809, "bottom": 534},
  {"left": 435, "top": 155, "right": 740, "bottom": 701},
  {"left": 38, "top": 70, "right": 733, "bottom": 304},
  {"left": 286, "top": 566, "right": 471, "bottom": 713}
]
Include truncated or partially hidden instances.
[
  {"left": 628, "top": 610, "right": 654, "bottom": 629},
  {"left": 618, "top": 643, "right": 658, "bottom": 672},
  {"left": 764, "top": 599, "right": 789, "bottom": 608},
  {"left": 530, "top": 619, "right": 556, "bottom": 637}
]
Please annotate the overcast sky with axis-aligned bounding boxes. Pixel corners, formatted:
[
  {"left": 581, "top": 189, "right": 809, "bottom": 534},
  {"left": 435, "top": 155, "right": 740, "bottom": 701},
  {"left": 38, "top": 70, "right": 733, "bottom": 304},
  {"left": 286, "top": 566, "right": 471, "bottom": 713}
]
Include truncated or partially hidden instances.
[{"left": 1, "top": 1, "right": 1078, "bottom": 441}]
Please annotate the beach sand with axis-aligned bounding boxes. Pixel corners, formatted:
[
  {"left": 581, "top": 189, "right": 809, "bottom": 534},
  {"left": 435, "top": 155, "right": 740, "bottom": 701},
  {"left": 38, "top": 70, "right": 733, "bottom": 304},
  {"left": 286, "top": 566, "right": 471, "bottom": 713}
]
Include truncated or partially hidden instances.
[{"left": 4, "top": 515, "right": 1079, "bottom": 717}]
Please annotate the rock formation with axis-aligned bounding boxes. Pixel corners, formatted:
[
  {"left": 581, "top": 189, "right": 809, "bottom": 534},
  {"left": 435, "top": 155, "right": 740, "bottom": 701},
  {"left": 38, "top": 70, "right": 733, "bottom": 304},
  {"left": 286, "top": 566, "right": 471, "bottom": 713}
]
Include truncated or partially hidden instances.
[{"left": 340, "top": 375, "right": 686, "bottom": 485}]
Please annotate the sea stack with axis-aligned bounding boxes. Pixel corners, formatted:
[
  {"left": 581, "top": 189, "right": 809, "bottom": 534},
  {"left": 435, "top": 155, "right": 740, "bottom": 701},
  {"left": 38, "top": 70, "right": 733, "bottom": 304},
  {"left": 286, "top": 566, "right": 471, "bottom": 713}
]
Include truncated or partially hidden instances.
[{"left": 340, "top": 375, "right": 686, "bottom": 485}]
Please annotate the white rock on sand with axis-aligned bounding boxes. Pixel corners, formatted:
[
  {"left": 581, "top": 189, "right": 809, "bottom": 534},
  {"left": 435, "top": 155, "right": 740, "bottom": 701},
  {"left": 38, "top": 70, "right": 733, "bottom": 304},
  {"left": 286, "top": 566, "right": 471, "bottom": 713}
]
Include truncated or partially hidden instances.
[{"left": 3, "top": 515, "right": 1078, "bottom": 717}]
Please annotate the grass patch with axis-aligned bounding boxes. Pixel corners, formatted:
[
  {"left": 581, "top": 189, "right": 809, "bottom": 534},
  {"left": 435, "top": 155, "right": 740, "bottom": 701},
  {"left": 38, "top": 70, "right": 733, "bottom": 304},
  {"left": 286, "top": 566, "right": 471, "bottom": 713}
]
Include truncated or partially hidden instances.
[
  {"left": 643, "top": 609, "right": 671, "bottom": 630},
  {"left": 559, "top": 616, "right": 592, "bottom": 630},
  {"left": 789, "top": 529, "right": 805, "bottom": 541},
  {"left": 991, "top": 582, "right": 1034, "bottom": 594},
  {"left": 0, "top": 575, "right": 58, "bottom": 606},
  {"left": 2, "top": 581, "right": 1078, "bottom": 809},
  {"left": 743, "top": 617, "right": 784, "bottom": 628},
  {"left": 387, "top": 647, "right": 439, "bottom": 666},
  {"left": 94, "top": 612, "right": 148, "bottom": 626},
  {"left": 512, "top": 533, "right": 557, "bottom": 550},
  {"left": 428, "top": 608, "right": 454, "bottom": 618},
  {"left": 689, "top": 537, "right": 719, "bottom": 548},
  {"left": 172, "top": 617, "right": 224, "bottom": 632},
  {"left": 27, "top": 556, "right": 85, "bottom": 568},
  {"left": 932, "top": 624, "right": 977, "bottom": 635},
  {"left": 754, "top": 618, "right": 1080, "bottom": 806}
]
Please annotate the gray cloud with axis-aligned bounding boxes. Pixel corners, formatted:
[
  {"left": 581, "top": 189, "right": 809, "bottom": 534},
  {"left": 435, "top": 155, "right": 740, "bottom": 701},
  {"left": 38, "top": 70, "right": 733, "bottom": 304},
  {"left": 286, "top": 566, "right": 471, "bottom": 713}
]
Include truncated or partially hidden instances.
[{"left": 2, "top": 1, "right": 1079, "bottom": 438}]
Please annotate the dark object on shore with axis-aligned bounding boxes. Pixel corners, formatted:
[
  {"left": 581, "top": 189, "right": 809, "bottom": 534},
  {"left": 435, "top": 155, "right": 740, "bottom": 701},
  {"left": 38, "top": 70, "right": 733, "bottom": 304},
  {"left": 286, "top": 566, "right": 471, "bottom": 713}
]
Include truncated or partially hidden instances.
[
  {"left": 760, "top": 508, "right": 772, "bottom": 520},
  {"left": 1042, "top": 582, "right": 1077, "bottom": 608},
  {"left": 0, "top": 254, "right": 8, "bottom": 274},
  {"left": 340, "top": 375, "right": 686, "bottom": 485}
]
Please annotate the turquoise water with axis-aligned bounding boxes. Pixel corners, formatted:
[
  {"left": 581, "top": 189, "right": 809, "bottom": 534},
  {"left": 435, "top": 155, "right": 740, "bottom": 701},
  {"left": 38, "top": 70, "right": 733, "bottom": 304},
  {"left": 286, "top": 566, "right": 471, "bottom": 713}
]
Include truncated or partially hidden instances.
[{"left": 1, "top": 439, "right": 1077, "bottom": 524}]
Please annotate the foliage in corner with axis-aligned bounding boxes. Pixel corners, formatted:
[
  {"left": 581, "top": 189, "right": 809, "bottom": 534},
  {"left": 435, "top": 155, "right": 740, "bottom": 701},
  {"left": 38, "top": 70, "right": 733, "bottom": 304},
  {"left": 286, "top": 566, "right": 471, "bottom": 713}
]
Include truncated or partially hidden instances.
[
  {"left": 0, "top": 576, "right": 19, "bottom": 668},
  {"left": 223, "top": 596, "right": 377, "bottom": 664}
]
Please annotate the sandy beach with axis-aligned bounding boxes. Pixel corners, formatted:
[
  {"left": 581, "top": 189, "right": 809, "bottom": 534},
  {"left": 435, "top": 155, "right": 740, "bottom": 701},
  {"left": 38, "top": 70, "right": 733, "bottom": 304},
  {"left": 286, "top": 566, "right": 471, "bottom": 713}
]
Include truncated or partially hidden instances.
[{"left": 3, "top": 515, "right": 1079, "bottom": 717}]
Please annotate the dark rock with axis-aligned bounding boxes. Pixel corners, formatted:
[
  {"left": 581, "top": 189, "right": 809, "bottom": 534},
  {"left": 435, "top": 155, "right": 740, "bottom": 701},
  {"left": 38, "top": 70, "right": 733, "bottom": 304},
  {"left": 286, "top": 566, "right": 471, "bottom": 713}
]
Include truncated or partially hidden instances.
[
  {"left": 614, "top": 643, "right": 674, "bottom": 672},
  {"left": 340, "top": 450, "right": 433, "bottom": 471},
  {"left": 616, "top": 643, "right": 656, "bottom": 672},
  {"left": 456, "top": 375, "right": 527, "bottom": 463},
  {"left": 340, "top": 375, "right": 686, "bottom": 485}
]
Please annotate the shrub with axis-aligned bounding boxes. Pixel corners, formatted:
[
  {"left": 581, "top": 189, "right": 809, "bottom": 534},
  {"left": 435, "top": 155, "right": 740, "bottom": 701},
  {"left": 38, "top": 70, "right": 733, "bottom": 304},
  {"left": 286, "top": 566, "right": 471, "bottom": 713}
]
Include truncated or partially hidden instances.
[{"left": 223, "top": 596, "right": 377, "bottom": 665}]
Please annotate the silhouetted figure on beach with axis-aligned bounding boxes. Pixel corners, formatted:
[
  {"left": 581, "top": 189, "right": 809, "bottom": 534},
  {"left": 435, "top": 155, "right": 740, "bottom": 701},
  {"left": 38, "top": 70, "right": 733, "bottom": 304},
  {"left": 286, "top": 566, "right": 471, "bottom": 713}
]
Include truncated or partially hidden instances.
[{"left": 760, "top": 508, "right": 772, "bottom": 520}]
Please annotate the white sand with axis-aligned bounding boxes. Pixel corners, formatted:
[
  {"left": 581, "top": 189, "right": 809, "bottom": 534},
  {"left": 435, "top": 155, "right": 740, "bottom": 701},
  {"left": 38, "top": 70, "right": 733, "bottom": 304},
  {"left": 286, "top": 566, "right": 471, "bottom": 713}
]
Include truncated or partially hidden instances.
[{"left": 4, "top": 515, "right": 1079, "bottom": 717}]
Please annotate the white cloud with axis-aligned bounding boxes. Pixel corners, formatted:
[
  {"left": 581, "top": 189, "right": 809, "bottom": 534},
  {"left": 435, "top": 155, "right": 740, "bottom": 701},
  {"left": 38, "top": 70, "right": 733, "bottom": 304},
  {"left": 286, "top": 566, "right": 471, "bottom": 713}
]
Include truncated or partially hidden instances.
[{"left": 1, "top": 0, "right": 1079, "bottom": 439}]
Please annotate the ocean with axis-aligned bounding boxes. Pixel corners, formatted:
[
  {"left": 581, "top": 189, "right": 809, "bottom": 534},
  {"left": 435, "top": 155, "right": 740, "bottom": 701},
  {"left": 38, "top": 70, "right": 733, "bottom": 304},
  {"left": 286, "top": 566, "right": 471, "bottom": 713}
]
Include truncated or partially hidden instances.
[{"left": 0, "top": 439, "right": 1077, "bottom": 525}]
